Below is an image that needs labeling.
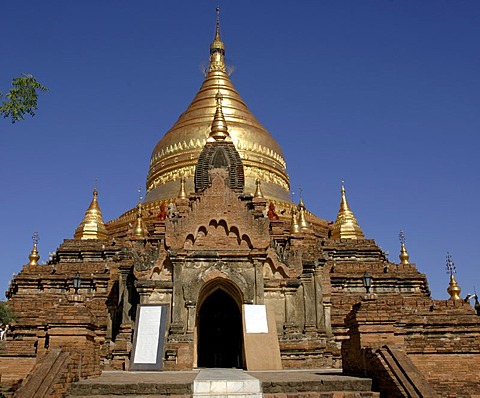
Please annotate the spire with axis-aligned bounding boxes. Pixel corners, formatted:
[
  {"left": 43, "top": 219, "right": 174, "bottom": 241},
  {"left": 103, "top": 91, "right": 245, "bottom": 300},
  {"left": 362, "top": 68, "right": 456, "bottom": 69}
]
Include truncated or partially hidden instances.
[
  {"left": 447, "top": 274, "right": 462, "bottom": 301},
  {"left": 331, "top": 181, "right": 364, "bottom": 239},
  {"left": 209, "top": 6, "right": 226, "bottom": 73},
  {"left": 178, "top": 173, "right": 188, "bottom": 199},
  {"left": 28, "top": 231, "right": 40, "bottom": 266},
  {"left": 254, "top": 178, "right": 264, "bottom": 198},
  {"left": 146, "top": 7, "right": 291, "bottom": 205},
  {"left": 298, "top": 203, "right": 310, "bottom": 231},
  {"left": 399, "top": 230, "right": 410, "bottom": 264},
  {"left": 290, "top": 205, "right": 301, "bottom": 234},
  {"left": 74, "top": 188, "right": 108, "bottom": 240},
  {"left": 208, "top": 91, "right": 230, "bottom": 141},
  {"left": 297, "top": 188, "right": 311, "bottom": 231},
  {"left": 446, "top": 252, "right": 462, "bottom": 300},
  {"left": 133, "top": 189, "right": 147, "bottom": 238}
]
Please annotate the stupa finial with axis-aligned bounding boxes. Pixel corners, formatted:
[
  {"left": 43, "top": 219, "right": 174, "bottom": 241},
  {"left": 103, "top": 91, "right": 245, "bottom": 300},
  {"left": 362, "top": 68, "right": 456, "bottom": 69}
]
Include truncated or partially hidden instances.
[
  {"left": 290, "top": 205, "right": 301, "bottom": 234},
  {"left": 446, "top": 252, "right": 462, "bottom": 300},
  {"left": 297, "top": 186, "right": 311, "bottom": 231},
  {"left": 178, "top": 173, "right": 188, "bottom": 199},
  {"left": 298, "top": 185, "right": 305, "bottom": 207},
  {"left": 208, "top": 90, "right": 230, "bottom": 141},
  {"left": 74, "top": 187, "right": 108, "bottom": 240},
  {"left": 254, "top": 178, "right": 264, "bottom": 198},
  {"left": 340, "top": 181, "right": 348, "bottom": 211},
  {"left": 399, "top": 230, "right": 410, "bottom": 264},
  {"left": 28, "top": 231, "right": 40, "bottom": 266},
  {"left": 133, "top": 187, "right": 147, "bottom": 238},
  {"left": 331, "top": 181, "right": 364, "bottom": 239},
  {"left": 209, "top": 6, "right": 226, "bottom": 72}
]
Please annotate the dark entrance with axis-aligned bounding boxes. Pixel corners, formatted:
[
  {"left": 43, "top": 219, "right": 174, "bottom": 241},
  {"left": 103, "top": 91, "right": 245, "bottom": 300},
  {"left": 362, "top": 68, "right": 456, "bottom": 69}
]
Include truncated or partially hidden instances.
[{"left": 197, "top": 289, "right": 243, "bottom": 368}]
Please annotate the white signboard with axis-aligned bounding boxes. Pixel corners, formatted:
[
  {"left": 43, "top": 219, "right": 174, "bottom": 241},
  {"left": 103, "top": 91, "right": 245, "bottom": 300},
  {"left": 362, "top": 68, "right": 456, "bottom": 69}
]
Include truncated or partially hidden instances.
[
  {"left": 130, "top": 305, "right": 167, "bottom": 370},
  {"left": 244, "top": 304, "right": 268, "bottom": 334}
]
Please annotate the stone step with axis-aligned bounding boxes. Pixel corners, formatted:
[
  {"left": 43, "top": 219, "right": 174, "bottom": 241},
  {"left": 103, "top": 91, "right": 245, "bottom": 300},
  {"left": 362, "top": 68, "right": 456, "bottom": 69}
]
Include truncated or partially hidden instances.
[
  {"left": 69, "top": 370, "right": 197, "bottom": 396},
  {"left": 251, "top": 370, "right": 373, "bottom": 394},
  {"left": 68, "top": 369, "right": 377, "bottom": 397},
  {"left": 70, "top": 396, "right": 190, "bottom": 398},
  {"left": 265, "top": 394, "right": 379, "bottom": 398},
  {"left": 72, "top": 395, "right": 379, "bottom": 398},
  {"left": 193, "top": 369, "right": 262, "bottom": 398}
]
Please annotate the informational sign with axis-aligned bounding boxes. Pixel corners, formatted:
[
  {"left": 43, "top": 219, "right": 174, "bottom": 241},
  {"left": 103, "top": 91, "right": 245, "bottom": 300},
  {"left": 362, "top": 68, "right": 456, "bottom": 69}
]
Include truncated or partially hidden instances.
[
  {"left": 130, "top": 304, "right": 168, "bottom": 370},
  {"left": 242, "top": 304, "right": 282, "bottom": 370},
  {"left": 244, "top": 304, "right": 268, "bottom": 333}
]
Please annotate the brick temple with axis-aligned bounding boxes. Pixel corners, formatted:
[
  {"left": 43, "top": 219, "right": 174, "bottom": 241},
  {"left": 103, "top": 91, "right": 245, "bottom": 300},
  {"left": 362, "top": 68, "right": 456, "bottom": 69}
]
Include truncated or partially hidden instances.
[{"left": 1, "top": 9, "right": 480, "bottom": 398}]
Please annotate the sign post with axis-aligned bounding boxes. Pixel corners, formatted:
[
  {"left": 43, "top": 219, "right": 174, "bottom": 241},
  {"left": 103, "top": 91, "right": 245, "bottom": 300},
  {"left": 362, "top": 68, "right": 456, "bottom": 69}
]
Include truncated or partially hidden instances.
[
  {"left": 242, "top": 304, "right": 282, "bottom": 370},
  {"left": 130, "top": 304, "right": 168, "bottom": 370}
]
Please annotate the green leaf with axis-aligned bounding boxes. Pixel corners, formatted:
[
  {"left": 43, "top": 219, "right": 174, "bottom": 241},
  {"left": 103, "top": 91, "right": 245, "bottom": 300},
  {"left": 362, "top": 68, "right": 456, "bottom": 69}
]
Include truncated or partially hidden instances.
[
  {"left": 0, "top": 74, "right": 48, "bottom": 123},
  {"left": 0, "top": 302, "right": 15, "bottom": 325}
]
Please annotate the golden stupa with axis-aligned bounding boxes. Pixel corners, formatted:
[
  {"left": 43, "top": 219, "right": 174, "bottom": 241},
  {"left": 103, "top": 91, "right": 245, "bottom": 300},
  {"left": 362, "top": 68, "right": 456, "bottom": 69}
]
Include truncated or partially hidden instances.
[
  {"left": 331, "top": 182, "right": 364, "bottom": 240},
  {"left": 145, "top": 8, "right": 290, "bottom": 205},
  {"left": 74, "top": 188, "right": 108, "bottom": 240}
]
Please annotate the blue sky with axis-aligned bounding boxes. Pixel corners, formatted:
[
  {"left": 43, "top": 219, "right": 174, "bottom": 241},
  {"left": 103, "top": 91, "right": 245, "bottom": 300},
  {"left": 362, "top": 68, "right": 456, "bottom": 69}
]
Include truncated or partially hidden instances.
[{"left": 1, "top": 1, "right": 479, "bottom": 300}]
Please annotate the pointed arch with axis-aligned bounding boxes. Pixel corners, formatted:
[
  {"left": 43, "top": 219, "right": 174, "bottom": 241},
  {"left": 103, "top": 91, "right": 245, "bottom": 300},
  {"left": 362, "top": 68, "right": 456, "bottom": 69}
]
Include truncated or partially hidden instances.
[{"left": 196, "top": 278, "right": 244, "bottom": 368}]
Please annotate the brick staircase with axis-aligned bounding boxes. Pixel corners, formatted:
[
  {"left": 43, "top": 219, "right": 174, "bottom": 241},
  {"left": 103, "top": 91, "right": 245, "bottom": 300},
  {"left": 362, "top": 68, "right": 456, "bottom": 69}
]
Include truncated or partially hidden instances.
[
  {"left": 373, "top": 346, "right": 438, "bottom": 397},
  {"left": 13, "top": 348, "right": 71, "bottom": 398},
  {"left": 68, "top": 369, "right": 379, "bottom": 398}
]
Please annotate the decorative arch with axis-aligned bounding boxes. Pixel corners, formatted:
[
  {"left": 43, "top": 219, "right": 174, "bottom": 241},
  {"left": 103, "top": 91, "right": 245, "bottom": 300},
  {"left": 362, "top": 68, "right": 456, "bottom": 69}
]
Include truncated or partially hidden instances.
[
  {"left": 197, "top": 277, "right": 244, "bottom": 310},
  {"left": 185, "top": 234, "right": 194, "bottom": 248},
  {"left": 208, "top": 219, "right": 228, "bottom": 237},
  {"left": 241, "top": 234, "right": 253, "bottom": 249},
  {"left": 263, "top": 258, "right": 288, "bottom": 279},
  {"left": 184, "top": 219, "right": 253, "bottom": 250},
  {"left": 229, "top": 226, "right": 241, "bottom": 245},
  {"left": 149, "top": 257, "right": 173, "bottom": 281},
  {"left": 181, "top": 262, "right": 251, "bottom": 305},
  {"left": 196, "top": 225, "right": 208, "bottom": 239}
]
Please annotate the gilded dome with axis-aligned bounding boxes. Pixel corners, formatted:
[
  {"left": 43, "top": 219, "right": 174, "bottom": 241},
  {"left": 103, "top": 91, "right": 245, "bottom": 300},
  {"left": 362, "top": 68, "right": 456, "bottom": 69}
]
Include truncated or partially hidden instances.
[{"left": 145, "top": 12, "right": 290, "bottom": 204}]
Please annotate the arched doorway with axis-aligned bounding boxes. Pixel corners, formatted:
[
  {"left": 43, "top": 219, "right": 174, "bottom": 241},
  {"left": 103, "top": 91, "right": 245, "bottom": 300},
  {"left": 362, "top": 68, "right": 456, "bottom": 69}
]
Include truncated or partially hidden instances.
[{"left": 197, "top": 288, "right": 243, "bottom": 368}]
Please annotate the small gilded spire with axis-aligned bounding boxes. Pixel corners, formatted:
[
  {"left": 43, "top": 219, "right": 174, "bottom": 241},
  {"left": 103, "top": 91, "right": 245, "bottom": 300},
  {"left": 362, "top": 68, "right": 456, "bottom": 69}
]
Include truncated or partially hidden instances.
[
  {"left": 133, "top": 202, "right": 146, "bottom": 237},
  {"left": 446, "top": 252, "right": 462, "bottom": 300},
  {"left": 133, "top": 188, "right": 147, "bottom": 238},
  {"left": 208, "top": 91, "right": 230, "bottom": 141},
  {"left": 399, "top": 230, "right": 410, "bottom": 264},
  {"left": 331, "top": 182, "right": 364, "bottom": 239},
  {"left": 298, "top": 204, "right": 310, "bottom": 231},
  {"left": 178, "top": 173, "right": 188, "bottom": 199},
  {"left": 297, "top": 187, "right": 311, "bottom": 231},
  {"left": 254, "top": 178, "right": 264, "bottom": 198},
  {"left": 290, "top": 205, "right": 301, "bottom": 234},
  {"left": 28, "top": 231, "right": 40, "bottom": 266},
  {"left": 74, "top": 188, "right": 108, "bottom": 240},
  {"left": 209, "top": 6, "right": 226, "bottom": 73}
]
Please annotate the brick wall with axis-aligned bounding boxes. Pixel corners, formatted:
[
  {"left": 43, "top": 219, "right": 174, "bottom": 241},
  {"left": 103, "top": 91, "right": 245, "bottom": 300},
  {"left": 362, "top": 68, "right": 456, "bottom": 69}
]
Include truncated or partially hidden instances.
[{"left": 342, "top": 296, "right": 480, "bottom": 397}]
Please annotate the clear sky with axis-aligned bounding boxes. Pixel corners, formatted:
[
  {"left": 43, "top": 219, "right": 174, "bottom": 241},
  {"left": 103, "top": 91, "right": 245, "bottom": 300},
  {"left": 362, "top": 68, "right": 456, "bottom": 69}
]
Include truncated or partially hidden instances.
[{"left": 1, "top": 1, "right": 479, "bottom": 301}]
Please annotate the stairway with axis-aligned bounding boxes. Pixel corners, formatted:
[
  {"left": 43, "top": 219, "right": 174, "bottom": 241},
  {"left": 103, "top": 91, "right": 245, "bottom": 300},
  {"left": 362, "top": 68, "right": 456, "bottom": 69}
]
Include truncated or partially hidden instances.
[
  {"left": 68, "top": 368, "right": 379, "bottom": 398},
  {"left": 13, "top": 348, "right": 71, "bottom": 398}
]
